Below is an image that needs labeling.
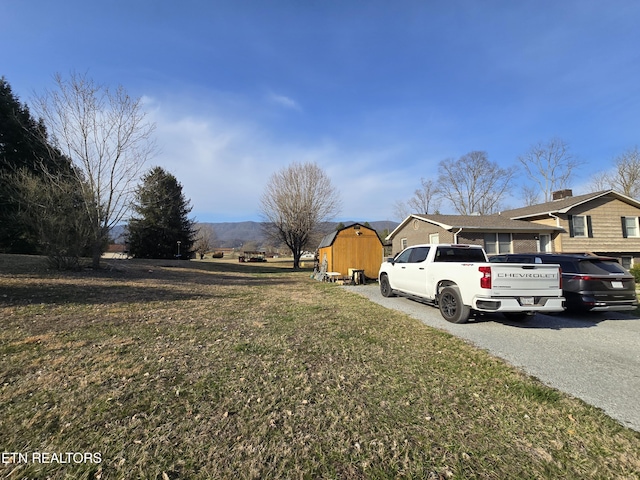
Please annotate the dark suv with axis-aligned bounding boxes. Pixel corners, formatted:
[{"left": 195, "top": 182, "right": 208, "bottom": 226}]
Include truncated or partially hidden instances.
[{"left": 489, "top": 253, "right": 638, "bottom": 312}]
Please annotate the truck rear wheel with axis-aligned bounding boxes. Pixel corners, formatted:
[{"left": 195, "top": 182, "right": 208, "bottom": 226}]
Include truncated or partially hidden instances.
[
  {"left": 439, "top": 286, "right": 470, "bottom": 324},
  {"left": 380, "top": 274, "right": 395, "bottom": 297}
]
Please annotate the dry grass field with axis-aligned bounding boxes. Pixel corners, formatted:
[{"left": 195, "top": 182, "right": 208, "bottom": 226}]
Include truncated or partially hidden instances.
[{"left": 1, "top": 254, "right": 639, "bottom": 479}]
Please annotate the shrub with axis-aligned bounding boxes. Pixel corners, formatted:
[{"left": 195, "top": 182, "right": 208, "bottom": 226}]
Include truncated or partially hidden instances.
[{"left": 629, "top": 264, "right": 640, "bottom": 283}]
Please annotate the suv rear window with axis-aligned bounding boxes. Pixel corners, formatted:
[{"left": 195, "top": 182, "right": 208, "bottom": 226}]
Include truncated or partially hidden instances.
[{"left": 577, "top": 259, "right": 627, "bottom": 275}]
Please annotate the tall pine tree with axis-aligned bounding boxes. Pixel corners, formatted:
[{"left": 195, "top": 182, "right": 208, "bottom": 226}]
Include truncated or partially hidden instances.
[
  {"left": 0, "top": 76, "right": 75, "bottom": 253},
  {"left": 127, "top": 167, "right": 195, "bottom": 259}
]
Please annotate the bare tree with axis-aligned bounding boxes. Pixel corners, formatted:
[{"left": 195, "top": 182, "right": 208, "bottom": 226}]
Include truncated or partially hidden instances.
[
  {"left": 517, "top": 138, "right": 581, "bottom": 202},
  {"left": 407, "top": 177, "right": 441, "bottom": 214},
  {"left": 260, "top": 161, "right": 341, "bottom": 269},
  {"left": 521, "top": 184, "right": 541, "bottom": 206},
  {"left": 590, "top": 147, "right": 640, "bottom": 198},
  {"left": 194, "top": 224, "right": 217, "bottom": 259},
  {"left": 589, "top": 172, "right": 610, "bottom": 193},
  {"left": 437, "top": 151, "right": 515, "bottom": 215},
  {"left": 33, "top": 72, "right": 156, "bottom": 268},
  {"left": 392, "top": 200, "right": 410, "bottom": 222},
  {"left": 7, "top": 167, "right": 94, "bottom": 269}
]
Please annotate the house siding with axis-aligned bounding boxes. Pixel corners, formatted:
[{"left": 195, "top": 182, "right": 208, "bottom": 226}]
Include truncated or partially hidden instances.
[
  {"left": 520, "top": 195, "right": 640, "bottom": 265},
  {"left": 513, "top": 233, "right": 540, "bottom": 253},
  {"left": 456, "top": 232, "right": 484, "bottom": 246},
  {"left": 529, "top": 218, "right": 563, "bottom": 251},
  {"left": 391, "top": 219, "right": 545, "bottom": 255},
  {"left": 391, "top": 220, "right": 453, "bottom": 254},
  {"left": 560, "top": 197, "right": 640, "bottom": 254},
  {"left": 390, "top": 192, "right": 640, "bottom": 268},
  {"left": 462, "top": 232, "right": 543, "bottom": 254}
]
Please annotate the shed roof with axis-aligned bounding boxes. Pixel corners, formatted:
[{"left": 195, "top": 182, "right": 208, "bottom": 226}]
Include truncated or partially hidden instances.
[
  {"left": 318, "top": 230, "right": 339, "bottom": 249},
  {"left": 318, "top": 223, "right": 381, "bottom": 249}
]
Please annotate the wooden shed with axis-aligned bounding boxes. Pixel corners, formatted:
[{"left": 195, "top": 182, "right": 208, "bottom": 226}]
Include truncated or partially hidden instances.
[{"left": 317, "top": 223, "right": 384, "bottom": 280}]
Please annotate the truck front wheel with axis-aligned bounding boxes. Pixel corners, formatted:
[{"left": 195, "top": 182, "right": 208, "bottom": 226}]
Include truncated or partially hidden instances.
[
  {"left": 439, "top": 286, "right": 470, "bottom": 324},
  {"left": 380, "top": 274, "right": 395, "bottom": 298}
]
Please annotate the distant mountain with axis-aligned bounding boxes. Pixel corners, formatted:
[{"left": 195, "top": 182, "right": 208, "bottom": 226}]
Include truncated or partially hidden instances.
[{"left": 110, "top": 220, "right": 398, "bottom": 248}]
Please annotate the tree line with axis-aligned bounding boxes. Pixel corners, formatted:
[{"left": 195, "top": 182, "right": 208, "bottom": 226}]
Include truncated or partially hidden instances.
[
  {"left": 0, "top": 73, "right": 321, "bottom": 270},
  {"left": 394, "top": 140, "right": 640, "bottom": 220},
  {"left": 0, "top": 74, "right": 196, "bottom": 268}
]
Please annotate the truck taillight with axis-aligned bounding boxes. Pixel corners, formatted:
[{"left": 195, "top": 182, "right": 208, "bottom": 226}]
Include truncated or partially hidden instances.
[
  {"left": 559, "top": 267, "right": 562, "bottom": 289},
  {"left": 479, "top": 266, "right": 491, "bottom": 289}
]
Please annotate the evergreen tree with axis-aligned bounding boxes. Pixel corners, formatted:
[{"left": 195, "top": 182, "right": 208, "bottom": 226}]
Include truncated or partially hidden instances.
[
  {"left": 0, "top": 76, "right": 74, "bottom": 253},
  {"left": 127, "top": 167, "right": 195, "bottom": 259}
]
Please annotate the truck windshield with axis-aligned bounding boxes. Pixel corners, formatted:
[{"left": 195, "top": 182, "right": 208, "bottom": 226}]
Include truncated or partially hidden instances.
[{"left": 434, "top": 247, "right": 486, "bottom": 262}]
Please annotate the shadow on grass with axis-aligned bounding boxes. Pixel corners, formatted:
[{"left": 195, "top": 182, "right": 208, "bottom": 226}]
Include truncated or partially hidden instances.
[
  {"left": 0, "top": 257, "right": 310, "bottom": 307},
  {"left": 0, "top": 283, "right": 213, "bottom": 306},
  {"left": 97, "top": 258, "right": 315, "bottom": 278}
]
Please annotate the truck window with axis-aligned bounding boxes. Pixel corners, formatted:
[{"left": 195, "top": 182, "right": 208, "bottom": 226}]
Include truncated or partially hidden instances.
[
  {"left": 409, "top": 246, "right": 430, "bottom": 263},
  {"left": 394, "top": 249, "right": 412, "bottom": 264},
  {"left": 434, "top": 247, "right": 486, "bottom": 262},
  {"left": 511, "top": 256, "right": 536, "bottom": 263}
]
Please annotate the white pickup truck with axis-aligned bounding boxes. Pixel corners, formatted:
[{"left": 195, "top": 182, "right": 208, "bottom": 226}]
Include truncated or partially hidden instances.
[{"left": 378, "top": 244, "right": 565, "bottom": 323}]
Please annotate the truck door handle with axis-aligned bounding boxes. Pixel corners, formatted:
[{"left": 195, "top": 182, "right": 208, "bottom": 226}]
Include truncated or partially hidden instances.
[{"left": 419, "top": 267, "right": 425, "bottom": 270}]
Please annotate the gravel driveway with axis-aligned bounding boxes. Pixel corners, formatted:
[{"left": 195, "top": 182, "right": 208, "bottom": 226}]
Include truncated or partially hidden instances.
[{"left": 343, "top": 283, "right": 640, "bottom": 432}]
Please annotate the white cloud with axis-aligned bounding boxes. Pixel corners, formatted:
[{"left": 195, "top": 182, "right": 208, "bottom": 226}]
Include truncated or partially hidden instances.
[
  {"left": 143, "top": 95, "right": 422, "bottom": 223},
  {"left": 266, "top": 91, "right": 301, "bottom": 111}
]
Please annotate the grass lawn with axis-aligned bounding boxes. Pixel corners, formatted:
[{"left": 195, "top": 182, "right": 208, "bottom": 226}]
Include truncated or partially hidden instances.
[{"left": 1, "top": 254, "right": 639, "bottom": 479}]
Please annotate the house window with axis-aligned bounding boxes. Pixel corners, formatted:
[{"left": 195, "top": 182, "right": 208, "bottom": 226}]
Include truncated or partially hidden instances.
[
  {"left": 429, "top": 233, "right": 439, "bottom": 244},
  {"left": 539, "top": 234, "right": 551, "bottom": 252},
  {"left": 401, "top": 238, "right": 408, "bottom": 250},
  {"left": 569, "top": 215, "right": 593, "bottom": 238},
  {"left": 622, "top": 217, "right": 640, "bottom": 238},
  {"left": 572, "top": 215, "right": 587, "bottom": 237},
  {"left": 484, "top": 233, "right": 511, "bottom": 255},
  {"left": 621, "top": 256, "right": 633, "bottom": 270}
]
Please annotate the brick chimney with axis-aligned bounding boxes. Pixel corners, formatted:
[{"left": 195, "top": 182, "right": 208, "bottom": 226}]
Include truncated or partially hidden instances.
[{"left": 552, "top": 189, "right": 573, "bottom": 200}]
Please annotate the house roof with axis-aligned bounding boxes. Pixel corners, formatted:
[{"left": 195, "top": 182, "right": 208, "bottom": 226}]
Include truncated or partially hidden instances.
[
  {"left": 499, "top": 189, "right": 640, "bottom": 219},
  {"left": 386, "top": 213, "right": 563, "bottom": 241},
  {"left": 318, "top": 222, "right": 381, "bottom": 249}
]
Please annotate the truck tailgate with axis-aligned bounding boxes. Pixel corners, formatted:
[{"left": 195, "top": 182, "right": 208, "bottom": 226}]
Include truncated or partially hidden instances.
[{"left": 490, "top": 264, "right": 561, "bottom": 296}]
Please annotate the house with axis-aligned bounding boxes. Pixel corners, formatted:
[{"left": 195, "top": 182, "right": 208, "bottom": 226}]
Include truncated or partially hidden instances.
[
  {"left": 386, "top": 214, "right": 563, "bottom": 257},
  {"left": 388, "top": 189, "right": 640, "bottom": 269},
  {"left": 317, "top": 223, "right": 384, "bottom": 279},
  {"left": 499, "top": 189, "right": 640, "bottom": 269}
]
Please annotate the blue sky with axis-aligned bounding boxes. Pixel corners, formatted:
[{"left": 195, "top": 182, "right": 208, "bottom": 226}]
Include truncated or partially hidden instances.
[{"left": 2, "top": 0, "right": 640, "bottom": 222}]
